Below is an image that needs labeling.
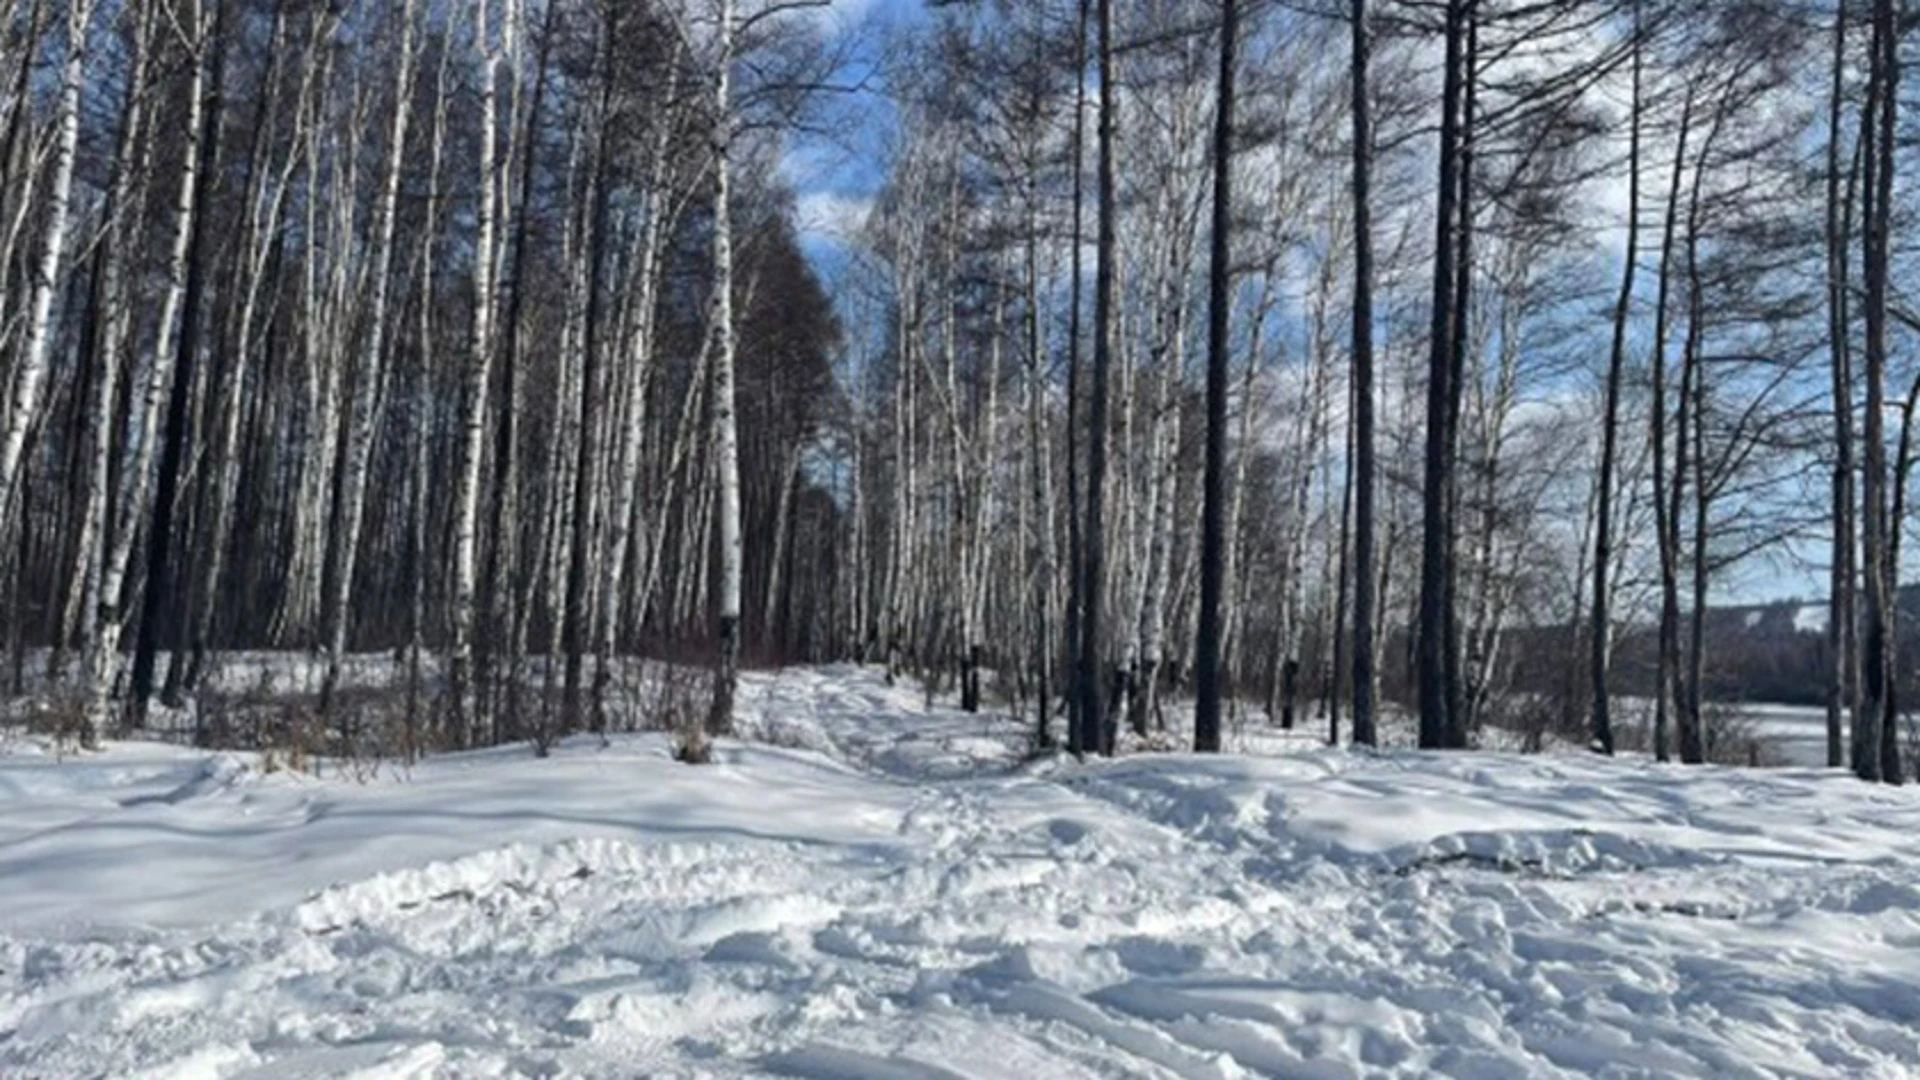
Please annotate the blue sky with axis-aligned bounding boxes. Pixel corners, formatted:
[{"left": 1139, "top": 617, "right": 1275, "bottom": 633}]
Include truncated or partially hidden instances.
[{"left": 783, "top": 0, "right": 922, "bottom": 264}]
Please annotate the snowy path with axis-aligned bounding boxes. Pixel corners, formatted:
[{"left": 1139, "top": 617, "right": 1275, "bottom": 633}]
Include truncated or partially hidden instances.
[{"left": 4, "top": 667, "right": 1920, "bottom": 1078}]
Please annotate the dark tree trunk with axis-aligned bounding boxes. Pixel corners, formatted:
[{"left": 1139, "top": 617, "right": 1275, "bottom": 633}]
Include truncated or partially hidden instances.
[
  {"left": 1064, "top": 0, "right": 1089, "bottom": 756},
  {"left": 131, "top": 0, "right": 228, "bottom": 731},
  {"left": 1194, "top": 0, "right": 1237, "bottom": 755},
  {"left": 1077, "top": 0, "right": 1115, "bottom": 758},
  {"left": 1442, "top": 3, "right": 1476, "bottom": 748},
  {"left": 1862, "top": 0, "right": 1901, "bottom": 783},
  {"left": 1827, "top": 0, "right": 1856, "bottom": 772},
  {"left": 565, "top": 32, "right": 617, "bottom": 738},
  {"left": 1589, "top": 1, "right": 1640, "bottom": 757},
  {"left": 1418, "top": 0, "right": 1466, "bottom": 750},
  {"left": 1349, "top": 0, "right": 1378, "bottom": 748},
  {"left": 1651, "top": 86, "right": 1694, "bottom": 767}
]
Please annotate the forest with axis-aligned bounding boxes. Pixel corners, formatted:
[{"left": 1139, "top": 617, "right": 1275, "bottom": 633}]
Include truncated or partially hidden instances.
[{"left": 0, "top": 0, "right": 1910, "bottom": 781}]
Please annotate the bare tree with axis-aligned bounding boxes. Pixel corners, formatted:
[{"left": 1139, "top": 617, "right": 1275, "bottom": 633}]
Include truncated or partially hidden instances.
[{"left": 1196, "top": 0, "right": 1239, "bottom": 754}]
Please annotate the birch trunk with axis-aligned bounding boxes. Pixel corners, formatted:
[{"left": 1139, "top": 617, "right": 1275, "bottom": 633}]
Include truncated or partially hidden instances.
[
  {"left": 1024, "top": 192, "right": 1056, "bottom": 744},
  {"left": 59, "top": 0, "right": 155, "bottom": 691},
  {"left": 1079, "top": 0, "right": 1116, "bottom": 757},
  {"left": 90, "top": 0, "right": 215, "bottom": 738},
  {"left": 320, "top": 0, "right": 420, "bottom": 715},
  {"left": 180, "top": 2, "right": 322, "bottom": 694},
  {"left": 451, "top": 0, "right": 501, "bottom": 746},
  {"left": 596, "top": 114, "right": 680, "bottom": 715},
  {"left": 564, "top": 34, "right": 617, "bottom": 734},
  {"left": 0, "top": 0, "right": 94, "bottom": 535},
  {"left": 407, "top": 34, "right": 453, "bottom": 752},
  {"left": 699, "top": 0, "right": 742, "bottom": 752}
]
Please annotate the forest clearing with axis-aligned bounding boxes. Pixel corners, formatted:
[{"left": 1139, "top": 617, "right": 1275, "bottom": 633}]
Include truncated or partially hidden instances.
[{"left": 6, "top": 0, "right": 1920, "bottom": 1073}]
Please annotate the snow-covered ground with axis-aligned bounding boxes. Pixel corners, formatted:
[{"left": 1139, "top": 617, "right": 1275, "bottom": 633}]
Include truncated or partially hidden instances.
[
  {"left": 1742, "top": 704, "right": 1842, "bottom": 769},
  {"left": 5, "top": 665, "right": 1920, "bottom": 1078}
]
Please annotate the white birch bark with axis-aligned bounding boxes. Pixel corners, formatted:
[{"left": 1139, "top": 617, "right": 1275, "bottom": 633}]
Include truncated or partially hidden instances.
[
  {"left": 699, "top": 0, "right": 742, "bottom": 747},
  {"left": 58, "top": 0, "right": 156, "bottom": 687},
  {"left": 960, "top": 268, "right": 1007, "bottom": 711},
  {"left": 1274, "top": 258, "right": 1336, "bottom": 727},
  {"left": 0, "top": 0, "right": 95, "bottom": 539},
  {"left": 320, "top": 0, "right": 420, "bottom": 712},
  {"left": 1132, "top": 194, "right": 1196, "bottom": 734},
  {"left": 451, "top": 0, "right": 502, "bottom": 744},
  {"left": 273, "top": 32, "right": 345, "bottom": 644},
  {"left": 89, "top": 0, "right": 211, "bottom": 738},
  {"left": 595, "top": 94, "right": 683, "bottom": 704}
]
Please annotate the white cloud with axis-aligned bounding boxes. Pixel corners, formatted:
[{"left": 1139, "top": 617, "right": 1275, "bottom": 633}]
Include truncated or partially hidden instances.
[{"left": 795, "top": 189, "right": 872, "bottom": 245}]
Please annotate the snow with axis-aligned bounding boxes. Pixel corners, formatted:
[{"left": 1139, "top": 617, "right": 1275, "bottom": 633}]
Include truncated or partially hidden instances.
[
  {"left": 1792, "top": 604, "right": 1829, "bottom": 635},
  {"left": 5, "top": 665, "right": 1920, "bottom": 1078},
  {"left": 1739, "top": 703, "right": 1843, "bottom": 768}
]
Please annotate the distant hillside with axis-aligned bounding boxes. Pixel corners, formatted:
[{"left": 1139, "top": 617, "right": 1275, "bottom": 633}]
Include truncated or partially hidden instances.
[{"left": 1511, "top": 586, "right": 1920, "bottom": 708}]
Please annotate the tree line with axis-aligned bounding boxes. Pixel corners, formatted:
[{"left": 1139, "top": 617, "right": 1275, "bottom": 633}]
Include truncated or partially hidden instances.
[{"left": 0, "top": 0, "right": 1908, "bottom": 782}]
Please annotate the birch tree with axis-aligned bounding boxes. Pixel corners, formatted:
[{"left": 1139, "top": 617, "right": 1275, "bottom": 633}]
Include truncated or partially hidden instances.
[
  {"left": 451, "top": 0, "right": 504, "bottom": 745},
  {"left": 696, "top": 0, "right": 744, "bottom": 757},
  {"left": 0, "top": 0, "right": 95, "bottom": 547},
  {"left": 320, "top": 0, "right": 423, "bottom": 717}
]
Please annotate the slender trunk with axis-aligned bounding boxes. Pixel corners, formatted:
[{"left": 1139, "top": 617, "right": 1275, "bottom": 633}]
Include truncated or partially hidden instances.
[
  {"left": 1876, "top": 0, "right": 1903, "bottom": 786},
  {"left": 565, "top": 34, "right": 617, "bottom": 735},
  {"left": 597, "top": 82, "right": 680, "bottom": 718},
  {"left": 1065, "top": 0, "right": 1089, "bottom": 754},
  {"left": 320, "top": 0, "right": 420, "bottom": 716},
  {"left": 962, "top": 275, "right": 1007, "bottom": 712},
  {"left": 1190, "top": 0, "right": 1236, "bottom": 757},
  {"left": 1025, "top": 174, "right": 1056, "bottom": 746},
  {"left": 272, "top": 39, "right": 342, "bottom": 646},
  {"left": 1349, "top": 0, "right": 1378, "bottom": 748},
  {"left": 451, "top": 0, "right": 501, "bottom": 747},
  {"left": 64, "top": 1, "right": 156, "bottom": 695},
  {"left": 1418, "top": 0, "right": 1466, "bottom": 749},
  {"left": 1589, "top": 3, "right": 1639, "bottom": 756},
  {"left": 1686, "top": 264, "right": 1707, "bottom": 764},
  {"left": 0, "top": 0, "right": 94, "bottom": 534},
  {"left": 1889, "top": 368, "right": 1920, "bottom": 767},
  {"left": 489, "top": 0, "right": 555, "bottom": 741},
  {"left": 182, "top": 2, "right": 311, "bottom": 695},
  {"left": 407, "top": 36, "right": 452, "bottom": 753},
  {"left": 1079, "top": 0, "right": 1116, "bottom": 757},
  {"left": 1133, "top": 239, "right": 1185, "bottom": 738},
  {"left": 1442, "top": 4, "right": 1477, "bottom": 746},
  {"left": 1861, "top": 0, "right": 1899, "bottom": 783},
  {"left": 0, "top": 0, "right": 49, "bottom": 279},
  {"left": 129, "top": 0, "right": 227, "bottom": 728},
  {"left": 1330, "top": 368, "right": 1354, "bottom": 747},
  {"left": 1673, "top": 93, "right": 1723, "bottom": 766},
  {"left": 1651, "top": 83, "right": 1694, "bottom": 767},
  {"left": 94, "top": 0, "right": 214, "bottom": 736},
  {"left": 1827, "top": 0, "right": 1855, "bottom": 772},
  {"left": 702, "top": 0, "right": 742, "bottom": 751}
]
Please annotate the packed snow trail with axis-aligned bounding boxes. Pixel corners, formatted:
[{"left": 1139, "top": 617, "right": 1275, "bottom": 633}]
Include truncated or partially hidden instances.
[{"left": 3, "top": 666, "right": 1920, "bottom": 1078}]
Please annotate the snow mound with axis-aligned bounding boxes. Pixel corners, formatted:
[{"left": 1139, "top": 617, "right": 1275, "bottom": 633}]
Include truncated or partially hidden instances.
[{"left": 289, "top": 838, "right": 659, "bottom": 935}]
